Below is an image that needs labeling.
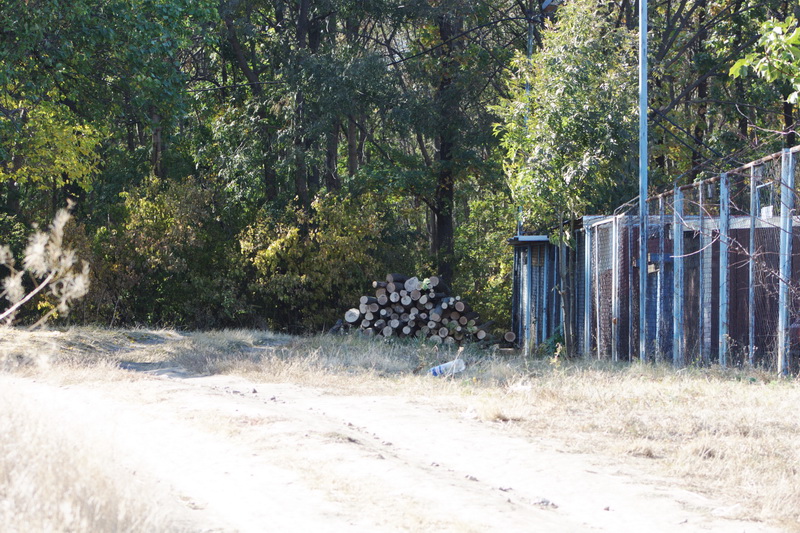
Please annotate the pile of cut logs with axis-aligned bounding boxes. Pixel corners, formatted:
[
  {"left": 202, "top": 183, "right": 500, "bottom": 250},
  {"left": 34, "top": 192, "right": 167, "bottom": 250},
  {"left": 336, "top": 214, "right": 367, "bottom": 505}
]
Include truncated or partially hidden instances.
[{"left": 343, "top": 274, "right": 515, "bottom": 345}]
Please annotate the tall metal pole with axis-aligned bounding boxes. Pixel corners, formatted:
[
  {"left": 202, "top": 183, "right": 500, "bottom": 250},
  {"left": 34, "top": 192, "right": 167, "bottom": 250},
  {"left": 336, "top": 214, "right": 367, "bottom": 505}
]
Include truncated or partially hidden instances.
[
  {"left": 638, "top": 0, "right": 649, "bottom": 362},
  {"left": 673, "top": 187, "right": 684, "bottom": 367},
  {"left": 777, "top": 149, "right": 794, "bottom": 374},
  {"left": 527, "top": 3, "right": 534, "bottom": 64},
  {"left": 699, "top": 184, "right": 710, "bottom": 365},
  {"left": 656, "top": 196, "right": 664, "bottom": 360}
]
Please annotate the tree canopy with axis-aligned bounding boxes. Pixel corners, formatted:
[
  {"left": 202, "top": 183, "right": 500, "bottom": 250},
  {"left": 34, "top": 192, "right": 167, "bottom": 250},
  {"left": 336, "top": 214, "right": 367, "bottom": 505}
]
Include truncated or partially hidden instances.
[
  {"left": 495, "top": 0, "right": 638, "bottom": 230},
  {"left": 1, "top": 0, "right": 796, "bottom": 332}
]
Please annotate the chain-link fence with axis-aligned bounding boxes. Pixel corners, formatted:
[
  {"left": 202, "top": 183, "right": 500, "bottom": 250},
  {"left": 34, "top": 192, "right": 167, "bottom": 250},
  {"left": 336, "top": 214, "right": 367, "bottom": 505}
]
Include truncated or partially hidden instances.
[{"left": 576, "top": 146, "right": 800, "bottom": 370}]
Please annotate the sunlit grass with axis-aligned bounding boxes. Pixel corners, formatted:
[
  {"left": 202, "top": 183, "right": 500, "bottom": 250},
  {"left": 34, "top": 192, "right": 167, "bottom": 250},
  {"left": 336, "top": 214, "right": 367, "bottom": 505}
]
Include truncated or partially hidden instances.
[
  {"left": 0, "top": 375, "right": 188, "bottom": 533},
  {"left": 2, "top": 326, "right": 799, "bottom": 529}
]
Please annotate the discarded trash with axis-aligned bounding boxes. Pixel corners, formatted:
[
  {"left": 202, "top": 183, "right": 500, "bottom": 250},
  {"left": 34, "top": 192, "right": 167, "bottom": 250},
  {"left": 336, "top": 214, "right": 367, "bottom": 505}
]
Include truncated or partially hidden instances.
[{"left": 429, "top": 358, "right": 466, "bottom": 376}]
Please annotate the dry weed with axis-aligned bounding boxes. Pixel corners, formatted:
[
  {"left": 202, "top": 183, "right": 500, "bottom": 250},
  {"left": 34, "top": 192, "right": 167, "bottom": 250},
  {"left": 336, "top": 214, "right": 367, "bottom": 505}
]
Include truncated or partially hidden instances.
[{"left": 0, "top": 377, "right": 188, "bottom": 533}]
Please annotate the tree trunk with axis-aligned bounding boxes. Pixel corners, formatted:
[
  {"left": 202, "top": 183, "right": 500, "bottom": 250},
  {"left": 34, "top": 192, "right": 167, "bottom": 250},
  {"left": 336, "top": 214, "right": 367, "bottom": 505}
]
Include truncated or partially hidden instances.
[
  {"left": 125, "top": 120, "right": 136, "bottom": 153},
  {"left": 347, "top": 115, "right": 358, "bottom": 176},
  {"left": 558, "top": 212, "right": 575, "bottom": 356},
  {"left": 224, "top": 15, "right": 262, "bottom": 97},
  {"left": 308, "top": 156, "right": 320, "bottom": 197},
  {"left": 3, "top": 179, "right": 21, "bottom": 217},
  {"left": 325, "top": 119, "right": 340, "bottom": 190},
  {"left": 150, "top": 107, "right": 163, "bottom": 178},
  {"left": 294, "top": 119, "right": 309, "bottom": 209},
  {"left": 431, "top": 11, "right": 462, "bottom": 284},
  {"left": 296, "top": 0, "right": 309, "bottom": 49},
  {"left": 2, "top": 147, "right": 23, "bottom": 216},
  {"left": 345, "top": 308, "right": 361, "bottom": 323},
  {"left": 567, "top": 217, "right": 578, "bottom": 355},
  {"left": 736, "top": 78, "right": 749, "bottom": 141},
  {"left": 784, "top": 101, "right": 796, "bottom": 148},
  {"left": 263, "top": 155, "right": 278, "bottom": 202},
  {"left": 433, "top": 158, "right": 455, "bottom": 283},
  {"left": 690, "top": 0, "right": 707, "bottom": 181},
  {"left": 293, "top": 0, "right": 311, "bottom": 209},
  {"left": 357, "top": 113, "right": 367, "bottom": 165}
]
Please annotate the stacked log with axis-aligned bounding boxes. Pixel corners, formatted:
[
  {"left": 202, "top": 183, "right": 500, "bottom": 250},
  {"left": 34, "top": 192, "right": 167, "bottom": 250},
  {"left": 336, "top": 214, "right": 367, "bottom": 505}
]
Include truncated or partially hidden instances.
[{"left": 343, "top": 274, "right": 499, "bottom": 345}]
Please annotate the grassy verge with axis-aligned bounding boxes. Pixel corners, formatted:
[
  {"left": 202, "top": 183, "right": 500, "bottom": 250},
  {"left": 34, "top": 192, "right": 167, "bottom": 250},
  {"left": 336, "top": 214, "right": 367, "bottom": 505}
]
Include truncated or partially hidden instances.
[
  {"left": 0, "top": 377, "right": 188, "bottom": 533},
  {"left": 2, "top": 326, "right": 799, "bottom": 529}
]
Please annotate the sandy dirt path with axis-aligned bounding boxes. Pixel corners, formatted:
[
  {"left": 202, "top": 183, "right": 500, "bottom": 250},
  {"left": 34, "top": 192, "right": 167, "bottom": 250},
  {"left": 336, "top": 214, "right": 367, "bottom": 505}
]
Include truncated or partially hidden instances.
[{"left": 3, "top": 369, "right": 778, "bottom": 532}]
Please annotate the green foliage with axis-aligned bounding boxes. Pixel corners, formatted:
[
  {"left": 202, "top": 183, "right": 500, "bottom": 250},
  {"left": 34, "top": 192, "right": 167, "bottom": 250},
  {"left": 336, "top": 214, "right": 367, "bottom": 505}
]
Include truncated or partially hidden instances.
[
  {"left": 0, "top": 97, "right": 101, "bottom": 190},
  {"left": 642, "top": 0, "right": 794, "bottom": 180},
  {"left": 731, "top": 16, "right": 800, "bottom": 104},
  {"left": 5, "top": 0, "right": 796, "bottom": 335},
  {"left": 0, "top": 213, "right": 27, "bottom": 258},
  {"left": 73, "top": 174, "right": 250, "bottom": 327},
  {"left": 240, "top": 191, "right": 405, "bottom": 331},
  {"left": 121, "top": 174, "right": 214, "bottom": 272},
  {"left": 494, "top": 0, "right": 638, "bottom": 229},
  {"left": 453, "top": 185, "right": 515, "bottom": 331}
]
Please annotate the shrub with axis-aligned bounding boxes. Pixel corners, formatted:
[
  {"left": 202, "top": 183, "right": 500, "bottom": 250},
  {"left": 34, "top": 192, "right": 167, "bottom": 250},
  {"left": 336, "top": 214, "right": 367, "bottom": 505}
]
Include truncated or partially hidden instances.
[{"left": 240, "top": 191, "right": 406, "bottom": 331}]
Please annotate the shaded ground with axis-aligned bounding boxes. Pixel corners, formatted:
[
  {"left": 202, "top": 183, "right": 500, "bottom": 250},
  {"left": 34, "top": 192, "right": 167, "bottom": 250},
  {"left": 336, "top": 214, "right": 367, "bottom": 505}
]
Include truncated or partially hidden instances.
[{"left": 1, "top": 362, "right": 779, "bottom": 532}]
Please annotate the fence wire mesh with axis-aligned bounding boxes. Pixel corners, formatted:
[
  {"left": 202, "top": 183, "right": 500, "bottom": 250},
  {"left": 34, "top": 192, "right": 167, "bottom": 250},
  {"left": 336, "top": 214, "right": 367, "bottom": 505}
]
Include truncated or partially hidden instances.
[{"left": 579, "top": 146, "right": 800, "bottom": 370}]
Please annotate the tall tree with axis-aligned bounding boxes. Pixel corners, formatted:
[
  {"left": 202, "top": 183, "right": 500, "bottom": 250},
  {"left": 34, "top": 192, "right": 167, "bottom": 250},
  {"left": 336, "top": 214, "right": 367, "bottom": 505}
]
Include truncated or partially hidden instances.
[{"left": 495, "top": 0, "right": 639, "bottom": 353}]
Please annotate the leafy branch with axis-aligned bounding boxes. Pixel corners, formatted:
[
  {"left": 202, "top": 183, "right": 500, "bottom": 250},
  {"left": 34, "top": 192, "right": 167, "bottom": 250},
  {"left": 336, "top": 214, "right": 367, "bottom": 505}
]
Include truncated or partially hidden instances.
[{"left": 730, "top": 16, "right": 800, "bottom": 104}]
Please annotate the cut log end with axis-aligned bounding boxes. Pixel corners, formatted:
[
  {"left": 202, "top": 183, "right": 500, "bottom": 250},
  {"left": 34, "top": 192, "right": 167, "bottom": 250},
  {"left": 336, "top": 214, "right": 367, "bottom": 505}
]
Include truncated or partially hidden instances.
[
  {"left": 403, "top": 276, "right": 422, "bottom": 292},
  {"left": 344, "top": 308, "right": 361, "bottom": 323}
]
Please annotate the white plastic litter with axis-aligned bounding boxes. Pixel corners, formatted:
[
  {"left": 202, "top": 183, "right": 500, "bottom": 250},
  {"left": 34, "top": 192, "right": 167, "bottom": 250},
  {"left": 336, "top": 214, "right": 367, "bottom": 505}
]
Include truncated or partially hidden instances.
[{"left": 429, "top": 358, "right": 466, "bottom": 377}]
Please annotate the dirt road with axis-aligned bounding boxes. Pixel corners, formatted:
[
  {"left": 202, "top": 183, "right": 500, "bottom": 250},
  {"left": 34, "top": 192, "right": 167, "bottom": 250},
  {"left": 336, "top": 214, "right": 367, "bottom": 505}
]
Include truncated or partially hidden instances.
[{"left": 3, "top": 368, "right": 778, "bottom": 532}]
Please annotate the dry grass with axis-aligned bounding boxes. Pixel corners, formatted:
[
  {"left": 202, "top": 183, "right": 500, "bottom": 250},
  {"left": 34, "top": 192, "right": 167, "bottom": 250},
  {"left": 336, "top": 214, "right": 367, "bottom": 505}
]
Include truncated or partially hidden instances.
[
  {"left": 0, "top": 377, "right": 188, "bottom": 533},
  {"left": 468, "top": 361, "right": 800, "bottom": 528},
  {"left": 3, "top": 326, "right": 800, "bottom": 529}
]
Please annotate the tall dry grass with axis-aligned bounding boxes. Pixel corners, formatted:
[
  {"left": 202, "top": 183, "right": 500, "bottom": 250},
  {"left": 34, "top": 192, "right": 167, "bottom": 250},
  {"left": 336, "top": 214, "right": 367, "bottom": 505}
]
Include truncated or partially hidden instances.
[
  {"left": 0, "top": 377, "right": 188, "bottom": 533},
  {"left": 3, "top": 326, "right": 800, "bottom": 529}
]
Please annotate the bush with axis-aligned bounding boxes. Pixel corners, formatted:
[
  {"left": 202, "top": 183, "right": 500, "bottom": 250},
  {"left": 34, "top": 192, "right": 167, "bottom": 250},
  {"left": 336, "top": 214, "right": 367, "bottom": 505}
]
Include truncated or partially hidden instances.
[
  {"left": 240, "top": 191, "right": 410, "bottom": 332},
  {"left": 106, "top": 174, "right": 251, "bottom": 327}
]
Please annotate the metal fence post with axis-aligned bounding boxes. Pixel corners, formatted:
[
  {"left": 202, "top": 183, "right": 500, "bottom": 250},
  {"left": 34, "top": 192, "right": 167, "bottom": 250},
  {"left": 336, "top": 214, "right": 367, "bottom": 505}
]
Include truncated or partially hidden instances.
[
  {"left": 627, "top": 214, "right": 635, "bottom": 361},
  {"left": 527, "top": 245, "right": 534, "bottom": 356},
  {"left": 612, "top": 216, "right": 620, "bottom": 362},
  {"left": 638, "top": 0, "right": 649, "bottom": 364},
  {"left": 699, "top": 183, "right": 710, "bottom": 365},
  {"left": 512, "top": 246, "right": 521, "bottom": 343},
  {"left": 719, "top": 173, "right": 730, "bottom": 367},
  {"left": 673, "top": 187, "right": 684, "bottom": 366},
  {"left": 551, "top": 245, "right": 558, "bottom": 340},
  {"left": 594, "top": 226, "right": 601, "bottom": 359},
  {"left": 778, "top": 149, "right": 795, "bottom": 374},
  {"left": 748, "top": 166, "right": 759, "bottom": 366},
  {"left": 583, "top": 226, "right": 593, "bottom": 356},
  {"left": 541, "top": 246, "right": 549, "bottom": 343},
  {"left": 656, "top": 197, "right": 665, "bottom": 361}
]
